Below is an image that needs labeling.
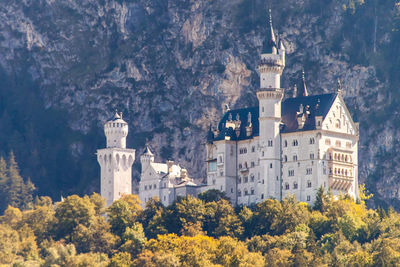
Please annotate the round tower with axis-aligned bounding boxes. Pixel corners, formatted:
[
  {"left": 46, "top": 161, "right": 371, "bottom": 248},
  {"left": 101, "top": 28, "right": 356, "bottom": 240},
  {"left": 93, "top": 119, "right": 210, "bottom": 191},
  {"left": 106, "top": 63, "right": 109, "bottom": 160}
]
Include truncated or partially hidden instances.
[
  {"left": 140, "top": 146, "right": 154, "bottom": 168},
  {"left": 104, "top": 112, "right": 128, "bottom": 148},
  {"left": 257, "top": 9, "right": 285, "bottom": 200}
]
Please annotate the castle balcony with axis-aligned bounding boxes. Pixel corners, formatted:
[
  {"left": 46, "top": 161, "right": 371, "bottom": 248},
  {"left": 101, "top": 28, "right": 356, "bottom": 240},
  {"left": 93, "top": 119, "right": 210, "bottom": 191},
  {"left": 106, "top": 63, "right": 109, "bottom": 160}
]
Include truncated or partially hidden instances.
[
  {"left": 239, "top": 166, "right": 249, "bottom": 173},
  {"left": 328, "top": 174, "right": 354, "bottom": 191}
]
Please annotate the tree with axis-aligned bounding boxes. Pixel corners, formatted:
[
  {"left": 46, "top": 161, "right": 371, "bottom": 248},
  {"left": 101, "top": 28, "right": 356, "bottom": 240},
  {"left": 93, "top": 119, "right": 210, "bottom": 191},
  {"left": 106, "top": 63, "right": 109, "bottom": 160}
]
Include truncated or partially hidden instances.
[
  {"left": 54, "top": 195, "right": 97, "bottom": 240},
  {"left": 166, "top": 195, "right": 206, "bottom": 234},
  {"left": 107, "top": 194, "right": 142, "bottom": 236},
  {"left": 204, "top": 199, "right": 243, "bottom": 238},
  {"left": 198, "top": 189, "right": 229, "bottom": 203},
  {"left": 119, "top": 223, "right": 147, "bottom": 257},
  {"left": 0, "top": 157, "right": 8, "bottom": 212},
  {"left": 23, "top": 196, "right": 55, "bottom": 243},
  {"left": 314, "top": 186, "right": 331, "bottom": 213},
  {"left": 5, "top": 152, "right": 35, "bottom": 210},
  {"left": 140, "top": 198, "right": 167, "bottom": 239},
  {"left": 109, "top": 252, "right": 133, "bottom": 267}
]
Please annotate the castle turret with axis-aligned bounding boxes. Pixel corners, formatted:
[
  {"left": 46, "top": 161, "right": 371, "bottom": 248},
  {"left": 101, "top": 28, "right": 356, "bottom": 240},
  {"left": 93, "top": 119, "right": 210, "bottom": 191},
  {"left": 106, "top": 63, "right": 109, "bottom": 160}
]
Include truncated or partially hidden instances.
[
  {"left": 104, "top": 112, "right": 129, "bottom": 148},
  {"left": 140, "top": 146, "right": 154, "bottom": 172},
  {"left": 257, "top": 9, "right": 285, "bottom": 200},
  {"left": 97, "top": 111, "right": 135, "bottom": 206}
]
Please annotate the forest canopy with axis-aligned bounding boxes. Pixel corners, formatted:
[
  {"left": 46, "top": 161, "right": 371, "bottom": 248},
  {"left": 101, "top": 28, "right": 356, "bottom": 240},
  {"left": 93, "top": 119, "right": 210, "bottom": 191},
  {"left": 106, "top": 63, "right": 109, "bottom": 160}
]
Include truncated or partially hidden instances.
[{"left": 0, "top": 185, "right": 399, "bottom": 266}]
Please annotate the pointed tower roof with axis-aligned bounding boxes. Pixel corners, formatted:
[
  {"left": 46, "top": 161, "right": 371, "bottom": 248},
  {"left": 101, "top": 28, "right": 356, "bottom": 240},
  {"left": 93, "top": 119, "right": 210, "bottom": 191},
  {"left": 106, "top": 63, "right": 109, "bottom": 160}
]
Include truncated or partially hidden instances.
[
  {"left": 143, "top": 146, "right": 154, "bottom": 156},
  {"left": 278, "top": 34, "right": 285, "bottom": 51},
  {"left": 299, "top": 69, "right": 309, "bottom": 97},
  {"left": 262, "top": 9, "right": 277, "bottom": 54},
  {"left": 207, "top": 124, "right": 214, "bottom": 143}
]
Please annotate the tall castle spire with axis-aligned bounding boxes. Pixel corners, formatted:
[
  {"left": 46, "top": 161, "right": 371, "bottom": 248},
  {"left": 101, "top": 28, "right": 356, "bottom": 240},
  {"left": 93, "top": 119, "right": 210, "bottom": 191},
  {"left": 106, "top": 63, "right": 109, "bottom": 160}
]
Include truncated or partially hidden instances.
[{"left": 262, "top": 9, "right": 277, "bottom": 54}]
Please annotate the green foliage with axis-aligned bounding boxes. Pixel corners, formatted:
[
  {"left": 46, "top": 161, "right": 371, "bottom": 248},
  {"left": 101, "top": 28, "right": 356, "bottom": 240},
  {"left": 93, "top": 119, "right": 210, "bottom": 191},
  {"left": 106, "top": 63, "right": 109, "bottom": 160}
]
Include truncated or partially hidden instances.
[
  {"left": 3, "top": 193, "right": 400, "bottom": 266},
  {"left": 0, "top": 152, "right": 35, "bottom": 212},
  {"left": 198, "top": 189, "right": 229, "bottom": 203},
  {"left": 107, "top": 194, "right": 142, "bottom": 236}
]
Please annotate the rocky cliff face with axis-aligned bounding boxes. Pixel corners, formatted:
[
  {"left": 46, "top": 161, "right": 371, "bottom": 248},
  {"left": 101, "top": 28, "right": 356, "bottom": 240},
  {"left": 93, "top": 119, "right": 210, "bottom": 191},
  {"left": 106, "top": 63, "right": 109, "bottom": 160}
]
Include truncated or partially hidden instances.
[{"left": 0, "top": 0, "right": 399, "bottom": 207}]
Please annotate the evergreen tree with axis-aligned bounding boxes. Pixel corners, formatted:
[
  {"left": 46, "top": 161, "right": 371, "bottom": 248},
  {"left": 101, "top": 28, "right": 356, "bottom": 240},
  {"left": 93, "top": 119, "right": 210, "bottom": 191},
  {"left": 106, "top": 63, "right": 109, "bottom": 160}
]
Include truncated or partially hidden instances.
[
  {"left": 4, "top": 152, "right": 35, "bottom": 211},
  {"left": 0, "top": 157, "right": 8, "bottom": 212}
]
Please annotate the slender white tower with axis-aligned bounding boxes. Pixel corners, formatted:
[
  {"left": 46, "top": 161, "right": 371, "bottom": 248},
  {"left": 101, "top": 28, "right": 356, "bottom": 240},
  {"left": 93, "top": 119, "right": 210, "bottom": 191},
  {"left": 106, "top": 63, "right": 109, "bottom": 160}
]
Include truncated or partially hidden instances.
[
  {"left": 257, "top": 10, "right": 285, "bottom": 200},
  {"left": 97, "top": 112, "right": 135, "bottom": 206}
]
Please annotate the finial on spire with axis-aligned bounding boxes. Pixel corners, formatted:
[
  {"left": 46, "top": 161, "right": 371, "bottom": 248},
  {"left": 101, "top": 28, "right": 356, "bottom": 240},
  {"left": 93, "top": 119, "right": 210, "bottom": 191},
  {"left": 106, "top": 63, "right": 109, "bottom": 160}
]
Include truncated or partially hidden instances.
[
  {"left": 301, "top": 68, "right": 309, "bottom": 96},
  {"left": 269, "top": 8, "right": 272, "bottom": 25},
  {"left": 337, "top": 78, "right": 342, "bottom": 94}
]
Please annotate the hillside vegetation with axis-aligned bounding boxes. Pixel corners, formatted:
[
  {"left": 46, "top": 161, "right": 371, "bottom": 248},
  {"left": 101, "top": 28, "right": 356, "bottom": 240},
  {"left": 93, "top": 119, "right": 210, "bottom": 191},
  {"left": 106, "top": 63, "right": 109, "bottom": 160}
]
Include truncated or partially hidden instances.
[{"left": 2, "top": 187, "right": 400, "bottom": 266}]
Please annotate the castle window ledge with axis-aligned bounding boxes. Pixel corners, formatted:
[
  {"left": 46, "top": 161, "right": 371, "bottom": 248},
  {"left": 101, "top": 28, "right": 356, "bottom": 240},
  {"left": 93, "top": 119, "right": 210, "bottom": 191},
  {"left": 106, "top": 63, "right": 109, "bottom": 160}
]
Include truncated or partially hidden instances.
[
  {"left": 327, "top": 160, "right": 354, "bottom": 167},
  {"left": 217, "top": 162, "right": 224, "bottom": 166},
  {"left": 328, "top": 174, "right": 354, "bottom": 181},
  {"left": 240, "top": 167, "right": 249, "bottom": 172}
]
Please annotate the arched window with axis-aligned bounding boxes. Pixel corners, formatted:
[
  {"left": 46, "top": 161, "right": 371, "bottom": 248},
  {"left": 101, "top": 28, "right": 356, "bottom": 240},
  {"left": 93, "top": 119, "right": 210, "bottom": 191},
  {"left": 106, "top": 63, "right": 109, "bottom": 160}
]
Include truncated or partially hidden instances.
[
  {"left": 251, "top": 188, "right": 255, "bottom": 195},
  {"left": 238, "top": 177, "right": 242, "bottom": 184},
  {"left": 307, "top": 180, "right": 312, "bottom": 188},
  {"left": 284, "top": 140, "right": 288, "bottom": 147},
  {"left": 293, "top": 155, "right": 298, "bottom": 161},
  {"left": 293, "top": 182, "right": 298, "bottom": 189},
  {"left": 284, "top": 155, "right": 287, "bottom": 162},
  {"left": 244, "top": 189, "right": 249, "bottom": 196},
  {"left": 238, "top": 190, "right": 242, "bottom": 197},
  {"left": 250, "top": 175, "right": 255, "bottom": 182},
  {"left": 285, "top": 183, "right": 290, "bottom": 190}
]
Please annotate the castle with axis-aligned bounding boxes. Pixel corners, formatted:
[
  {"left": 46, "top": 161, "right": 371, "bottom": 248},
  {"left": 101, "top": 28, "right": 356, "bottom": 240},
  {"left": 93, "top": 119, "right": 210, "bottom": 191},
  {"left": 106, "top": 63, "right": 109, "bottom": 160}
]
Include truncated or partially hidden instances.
[{"left": 97, "top": 11, "right": 359, "bottom": 207}]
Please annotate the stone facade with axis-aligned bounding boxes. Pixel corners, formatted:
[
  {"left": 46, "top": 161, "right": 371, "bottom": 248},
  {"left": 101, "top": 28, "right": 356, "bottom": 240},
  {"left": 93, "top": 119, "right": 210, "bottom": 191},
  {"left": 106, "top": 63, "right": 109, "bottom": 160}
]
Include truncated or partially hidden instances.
[
  {"left": 138, "top": 146, "right": 201, "bottom": 207},
  {"left": 205, "top": 12, "right": 359, "bottom": 206},
  {"left": 97, "top": 112, "right": 135, "bottom": 206}
]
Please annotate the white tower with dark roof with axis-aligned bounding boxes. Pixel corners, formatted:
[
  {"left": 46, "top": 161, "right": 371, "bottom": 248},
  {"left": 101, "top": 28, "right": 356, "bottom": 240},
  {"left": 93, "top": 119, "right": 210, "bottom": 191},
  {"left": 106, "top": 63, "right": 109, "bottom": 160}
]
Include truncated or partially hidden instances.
[
  {"left": 257, "top": 10, "right": 285, "bottom": 200},
  {"left": 97, "top": 112, "right": 135, "bottom": 206}
]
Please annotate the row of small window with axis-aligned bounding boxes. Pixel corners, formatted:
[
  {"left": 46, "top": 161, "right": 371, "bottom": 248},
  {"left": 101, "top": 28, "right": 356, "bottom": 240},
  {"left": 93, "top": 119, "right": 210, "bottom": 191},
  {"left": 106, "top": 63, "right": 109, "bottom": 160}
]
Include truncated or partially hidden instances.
[
  {"left": 283, "top": 138, "right": 315, "bottom": 148},
  {"left": 330, "top": 168, "right": 353, "bottom": 177},
  {"left": 288, "top": 168, "right": 312, "bottom": 176},
  {"left": 284, "top": 180, "right": 312, "bottom": 190},
  {"left": 238, "top": 162, "right": 256, "bottom": 169},
  {"left": 144, "top": 184, "right": 157, "bottom": 190},
  {"left": 329, "top": 153, "right": 353, "bottom": 163},
  {"left": 106, "top": 122, "right": 127, "bottom": 128},
  {"left": 325, "top": 139, "right": 352, "bottom": 148},
  {"left": 238, "top": 175, "right": 262, "bottom": 184},
  {"left": 283, "top": 153, "right": 314, "bottom": 162},
  {"left": 239, "top": 146, "right": 256, "bottom": 154},
  {"left": 238, "top": 188, "right": 255, "bottom": 197}
]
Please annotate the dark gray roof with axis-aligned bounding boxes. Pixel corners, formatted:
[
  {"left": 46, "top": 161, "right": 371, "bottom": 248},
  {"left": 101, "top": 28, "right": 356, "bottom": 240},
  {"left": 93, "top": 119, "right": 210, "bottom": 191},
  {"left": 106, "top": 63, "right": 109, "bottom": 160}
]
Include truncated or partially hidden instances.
[
  {"left": 209, "top": 93, "right": 338, "bottom": 142},
  {"left": 214, "top": 107, "right": 259, "bottom": 141},
  {"left": 281, "top": 93, "right": 337, "bottom": 133}
]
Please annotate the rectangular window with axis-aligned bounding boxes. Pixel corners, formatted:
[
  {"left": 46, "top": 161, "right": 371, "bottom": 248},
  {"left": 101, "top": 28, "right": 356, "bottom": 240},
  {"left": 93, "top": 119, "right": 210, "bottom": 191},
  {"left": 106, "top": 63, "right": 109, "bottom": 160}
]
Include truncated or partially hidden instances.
[
  {"left": 325, "top": 139, "right": 331, "bottom": 145},
  {"left": 208, "top": 160, "right": 217, "bottom": 172},
  {"left": 288, "top": 170, "right": 294, "bottom": 176},
  {"left": 270, "top": 163, "right": 273, "bottom": 168},
  {"left": 310, "top": 153, "right": 314, "bottom": 159},
  {"left": 336, "top": 140, "right": 341, "bottom": 147},
  {"left": 306, "top": 168, "right": 312, "bottom": 175},
  {"left": 307, "top": 195, "right": 311, "bottom": 201}
]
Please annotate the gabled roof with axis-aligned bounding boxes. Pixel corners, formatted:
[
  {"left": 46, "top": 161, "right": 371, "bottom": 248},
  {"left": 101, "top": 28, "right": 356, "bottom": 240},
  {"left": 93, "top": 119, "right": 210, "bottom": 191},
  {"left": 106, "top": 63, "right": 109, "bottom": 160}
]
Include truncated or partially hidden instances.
[
  {"left": 281, "top": 93, "right": 337, "bottom": 133},
  {"left": 209, "top": 93, "right": 338, "bottom": 142},
  {"left": 150, "top": 163, "right": 168, "bottom": 174}
]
